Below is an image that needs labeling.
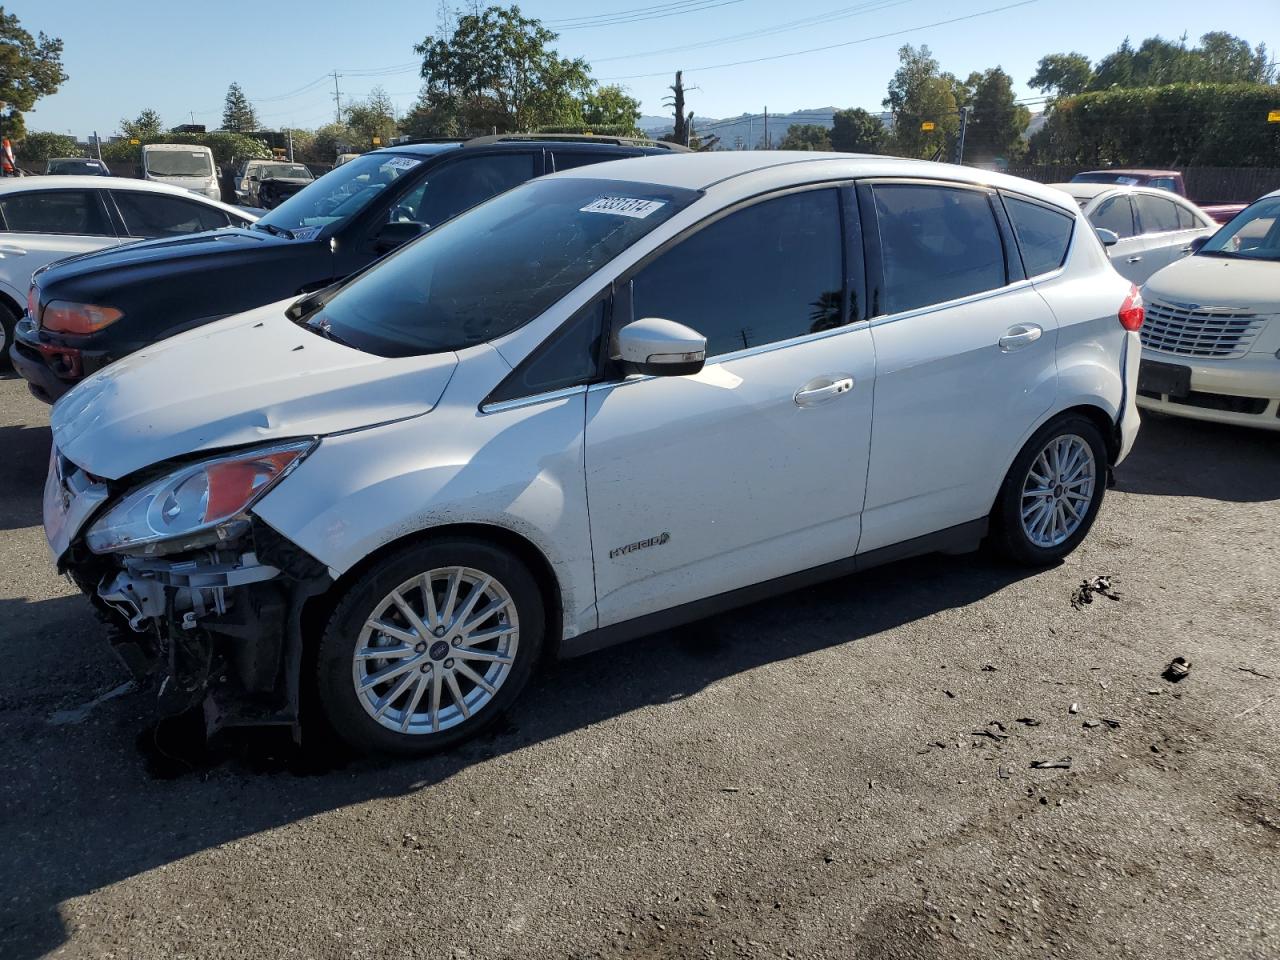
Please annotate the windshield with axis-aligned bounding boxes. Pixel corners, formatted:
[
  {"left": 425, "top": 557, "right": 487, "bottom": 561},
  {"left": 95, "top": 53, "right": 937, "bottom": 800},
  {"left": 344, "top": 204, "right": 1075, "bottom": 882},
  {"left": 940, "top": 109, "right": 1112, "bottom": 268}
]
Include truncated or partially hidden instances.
[
  {"left": 1199, "top": 196, "right": 1280, "bottom": 261},
  {"left": 258, "top": 152, "right": 427, "bottom": 236},
  {"left": 259, "top": 163, "right": 312, "bottom": 180},
  {"left": 48, "top": 158, "right": 103, "bottom": 174},
  {"left": 306, "top": 177, "right": 700, "bottom": 357},
  {"left": 145, "top": 149, "right": 213, "bottom": 178}
]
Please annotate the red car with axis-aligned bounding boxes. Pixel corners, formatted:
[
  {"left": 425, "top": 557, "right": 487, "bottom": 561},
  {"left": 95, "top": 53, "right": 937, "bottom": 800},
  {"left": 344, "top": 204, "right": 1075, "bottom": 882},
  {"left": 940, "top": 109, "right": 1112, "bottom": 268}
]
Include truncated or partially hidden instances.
[{"left": 1070, "top": 169, "right": 1247, "bottom": 224}]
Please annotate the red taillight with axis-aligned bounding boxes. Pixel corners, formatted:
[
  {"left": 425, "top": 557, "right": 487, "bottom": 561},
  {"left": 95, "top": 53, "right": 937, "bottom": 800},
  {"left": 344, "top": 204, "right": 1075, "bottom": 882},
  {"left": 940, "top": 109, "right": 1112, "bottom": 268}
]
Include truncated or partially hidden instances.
[{"left": 1118, "top": 285, "right": 1144, "bottom": 331}]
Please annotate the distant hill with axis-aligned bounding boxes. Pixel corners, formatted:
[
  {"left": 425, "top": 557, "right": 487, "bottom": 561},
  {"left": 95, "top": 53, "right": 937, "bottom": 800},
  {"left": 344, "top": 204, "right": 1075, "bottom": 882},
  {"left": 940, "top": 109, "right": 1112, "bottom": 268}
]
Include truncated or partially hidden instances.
[{"left": 641, "top": 107, "right": 891, "bottom": 148}]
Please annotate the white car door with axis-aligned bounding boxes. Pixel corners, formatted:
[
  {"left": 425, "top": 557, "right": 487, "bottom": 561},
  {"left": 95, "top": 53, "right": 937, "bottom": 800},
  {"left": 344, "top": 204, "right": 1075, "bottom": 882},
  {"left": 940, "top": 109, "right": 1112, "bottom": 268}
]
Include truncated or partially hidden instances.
[
  {"left": 584, "top": 187, "right": 875, "bottom": 629},
  {"left": 1087, "top": 194, "right": 1150, "bottom": 283},
  {"left": 1130, "top": 192, "right": 1189, "bottom": 281},
  {"left": 858, "top": 181, "right": 1060, "bottom": 552},
  {"left": 0, "top": 188, "right": 123, "bottom": 291}
]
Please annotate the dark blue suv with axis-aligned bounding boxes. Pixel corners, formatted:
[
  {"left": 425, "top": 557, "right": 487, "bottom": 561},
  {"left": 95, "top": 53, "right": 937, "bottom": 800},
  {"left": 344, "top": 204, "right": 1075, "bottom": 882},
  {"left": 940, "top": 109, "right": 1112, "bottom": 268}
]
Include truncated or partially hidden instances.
[{"left": 14, "top": 135, "right": 683, "bottom": 402}]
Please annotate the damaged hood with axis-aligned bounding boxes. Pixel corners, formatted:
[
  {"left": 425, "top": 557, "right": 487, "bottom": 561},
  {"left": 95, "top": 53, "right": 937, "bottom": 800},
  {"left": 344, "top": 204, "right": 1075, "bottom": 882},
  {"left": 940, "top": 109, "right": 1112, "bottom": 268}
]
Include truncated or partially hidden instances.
[{"left": 51, "top": 301, "right": 457, "bottom": 480}]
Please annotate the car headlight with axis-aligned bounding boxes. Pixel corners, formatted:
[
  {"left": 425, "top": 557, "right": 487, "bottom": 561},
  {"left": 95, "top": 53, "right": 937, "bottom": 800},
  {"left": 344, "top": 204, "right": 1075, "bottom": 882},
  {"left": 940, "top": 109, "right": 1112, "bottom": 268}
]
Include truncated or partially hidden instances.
[{"left": 85, "top": 440, "right": 314, "bottom": 556}]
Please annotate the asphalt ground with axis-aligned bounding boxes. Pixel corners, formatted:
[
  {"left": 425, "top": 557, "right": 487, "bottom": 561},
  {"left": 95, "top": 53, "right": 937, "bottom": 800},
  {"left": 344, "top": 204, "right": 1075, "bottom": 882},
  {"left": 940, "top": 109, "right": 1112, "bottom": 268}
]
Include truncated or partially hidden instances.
[{"left": 1, "top": 370, "right": 1277, "bottom": 960}]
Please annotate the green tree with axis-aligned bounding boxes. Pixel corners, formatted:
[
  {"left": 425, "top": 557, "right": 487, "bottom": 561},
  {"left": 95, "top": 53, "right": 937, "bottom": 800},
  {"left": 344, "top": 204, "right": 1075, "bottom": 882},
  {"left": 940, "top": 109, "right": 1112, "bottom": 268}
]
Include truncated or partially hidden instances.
[
  {"left": 0, "top": 10, "right": 68, "bottom": 141},
  {"left": 883, "top": 44, "right": 958, "bottom": 159},
  {"left": 779, "top": 123, "right": 832, "bottom": 151},
  {"left": 14, "top": 130, "right": 79, "bottom": 162},
  {"left": 400, "top": 88, "right": 465, "bottom": 140},
  {"left": 311, "top": 121, "right": 358, "bottom": 160},
  {"left": 414, "top": 5, "right": 593, "bottom": 133},
  {"left": 346, "top": 86, "right": 397, "bottom": 146},
  {"left": 119, "top": 109, "right": 163, "bottom": 140},
  {"left": 581, "top": 84, "right": 640, "bottom": 133},
  {"left": 1029, "top": 53, "right": 1093, "bottom": 98},
  {"left": 959, "top": 67, "right": 1030, "bottom": 163},
  {"left": 830, "top": 107, "right": 885, "bottom": 153},
  {"left": 101, "top": 131, "right": 269, "bottom": 166},
  {"left": 221, "top": 82, "right": 260, "bottom": 132},
  {"left": 1076, "top": 33, "right": 1272, "bottom": 92}
]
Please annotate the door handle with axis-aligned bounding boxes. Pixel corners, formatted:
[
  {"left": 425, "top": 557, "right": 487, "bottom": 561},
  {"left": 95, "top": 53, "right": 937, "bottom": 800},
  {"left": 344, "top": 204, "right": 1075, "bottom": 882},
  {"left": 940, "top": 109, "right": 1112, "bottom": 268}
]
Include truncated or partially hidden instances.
[
  {"left": 998, "top": 324, "right": 1043, "bottom": 352},
  {"left": 1125, "top": 255, "right": 1143, "bottom": 264},
  {"left": 0, "top": 244, "right": 27, "bottom": 258},
  {"left": 794, "top": 375, "right": 854, "bottom": 407},
  {"left": 1178, "top": 244, "right": 1193, "bottom": 253}
]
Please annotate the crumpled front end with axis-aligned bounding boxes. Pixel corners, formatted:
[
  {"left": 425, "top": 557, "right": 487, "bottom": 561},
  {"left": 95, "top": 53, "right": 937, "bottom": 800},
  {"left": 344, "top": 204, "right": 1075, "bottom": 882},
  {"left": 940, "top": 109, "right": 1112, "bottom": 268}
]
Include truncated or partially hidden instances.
[{"left": 47, "top": 445, "right": 332, "bottom": 732}]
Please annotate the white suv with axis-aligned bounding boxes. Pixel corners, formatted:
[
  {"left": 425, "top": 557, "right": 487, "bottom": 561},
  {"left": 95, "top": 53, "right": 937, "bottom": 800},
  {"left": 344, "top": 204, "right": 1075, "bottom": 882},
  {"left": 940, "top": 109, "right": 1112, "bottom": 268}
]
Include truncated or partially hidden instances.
[{"left": 43, "top": 153, "right": 1142, "bottom": 754}]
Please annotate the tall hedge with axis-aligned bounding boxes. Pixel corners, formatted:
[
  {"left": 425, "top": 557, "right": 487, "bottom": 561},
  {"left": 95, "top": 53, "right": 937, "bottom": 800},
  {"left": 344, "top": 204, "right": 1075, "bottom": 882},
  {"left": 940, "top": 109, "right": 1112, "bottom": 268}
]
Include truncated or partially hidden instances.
[{"left": 1030, "top": 83, "right": 1280, "bottom": 167}]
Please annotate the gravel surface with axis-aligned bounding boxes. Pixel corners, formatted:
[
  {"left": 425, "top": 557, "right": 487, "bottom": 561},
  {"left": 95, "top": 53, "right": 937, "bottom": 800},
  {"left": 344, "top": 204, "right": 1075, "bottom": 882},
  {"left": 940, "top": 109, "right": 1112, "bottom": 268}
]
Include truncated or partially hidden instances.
[{"left": 1, "top": 372, "right": 1278, "bottom": 960}]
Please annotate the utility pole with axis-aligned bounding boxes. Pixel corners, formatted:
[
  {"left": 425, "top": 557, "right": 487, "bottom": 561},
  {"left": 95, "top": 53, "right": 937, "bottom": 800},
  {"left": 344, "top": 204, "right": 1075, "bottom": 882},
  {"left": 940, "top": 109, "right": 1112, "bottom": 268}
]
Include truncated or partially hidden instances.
[
  {"left": 763, "top": 106, "right": 769, "bottom": 150},
  {"left": 286, "top": 128, "right": 294, "bottom": 161},
  {"left": 953, "top": 106, "right": 972, "bottom": 165},
  {"left": 93, "top": 130, "right": 103, "bottom": 161},
  {"left": 332, "top": 70, "right": 344, "bottom": 124}
]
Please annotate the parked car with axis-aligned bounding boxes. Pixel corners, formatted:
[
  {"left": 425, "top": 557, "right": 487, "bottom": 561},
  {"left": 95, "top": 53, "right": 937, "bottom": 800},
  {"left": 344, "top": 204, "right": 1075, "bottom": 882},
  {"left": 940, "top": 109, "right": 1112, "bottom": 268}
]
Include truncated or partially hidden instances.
[
  {"left": 1069, "top": 169, "right": 1247, "bottom": 224},
  {"left": 334, "top": 152, "right": 361, "bottom": 167},
  {"left": 44, "top": 157, "right": 111, "bottom": 176},
  {"left": 14, "top": 135, "right": 683, "bottom": 401},
  {"left": 235, "top": 160, "right": 314, "bottom": 208},
  {"left": 0, "top": 176, "right": 254, "bottom": 370},
  {"left": 1052, "top": 182, "right": 1216, "bottom": 284},
  {"left": 42, "top": 153, "right": 1142, "bottom": 754},
  {"left": 141, "top": 143, "right": 220, "bottom": 201},
  {"left": 1135, "top": 189, "right": 1280, "bottom": 430}
]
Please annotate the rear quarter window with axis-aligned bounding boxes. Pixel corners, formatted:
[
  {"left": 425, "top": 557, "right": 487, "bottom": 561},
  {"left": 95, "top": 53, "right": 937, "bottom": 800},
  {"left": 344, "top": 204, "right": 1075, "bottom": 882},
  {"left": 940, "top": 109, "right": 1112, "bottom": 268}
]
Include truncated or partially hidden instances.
[{"left": 1003, "top": 195, "right": 1075, "bottom": 277}]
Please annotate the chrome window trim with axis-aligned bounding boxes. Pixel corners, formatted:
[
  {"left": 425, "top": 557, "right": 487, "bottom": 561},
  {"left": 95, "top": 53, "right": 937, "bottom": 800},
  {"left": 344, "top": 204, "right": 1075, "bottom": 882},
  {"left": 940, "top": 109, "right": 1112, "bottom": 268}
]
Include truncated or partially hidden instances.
[
  {"left": 867, "top": 276, "right": 1043, "bottom": 331},
  {"left": 479, "top": 384, "right": 587, "bottom": 415}
]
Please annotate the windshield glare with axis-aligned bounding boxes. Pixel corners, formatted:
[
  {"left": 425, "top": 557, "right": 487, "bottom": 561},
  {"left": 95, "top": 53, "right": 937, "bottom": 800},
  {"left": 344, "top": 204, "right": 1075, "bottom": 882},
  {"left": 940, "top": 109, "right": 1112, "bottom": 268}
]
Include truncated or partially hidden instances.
[
  {"left": 145, "top": 150, "right": 213, "bottom": 177},
  {"left": 1200, "top": 197, "right": 1280, "bottom": 261},
  {"left": 308, "top": 177, "right": 700, "bottom": 357},
  {"left": 260, "top": 152, "right": 428, "bottom": 235},
  {"left": 49, "top": 159, "right": 103, "bottom": 174},
  {"left": 259, "top": 163, "right": 312, "bottom": 180}
]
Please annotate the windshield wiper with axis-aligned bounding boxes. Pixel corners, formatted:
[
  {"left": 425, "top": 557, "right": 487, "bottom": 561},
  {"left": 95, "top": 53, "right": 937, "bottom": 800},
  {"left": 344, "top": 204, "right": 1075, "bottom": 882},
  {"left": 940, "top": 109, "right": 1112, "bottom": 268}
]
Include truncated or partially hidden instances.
[
  {"left": 253, "top": 222, "right": 296, "bottom": 240},
  {"left": 301, "top": 315, "right": 355, "bottom": 349}
]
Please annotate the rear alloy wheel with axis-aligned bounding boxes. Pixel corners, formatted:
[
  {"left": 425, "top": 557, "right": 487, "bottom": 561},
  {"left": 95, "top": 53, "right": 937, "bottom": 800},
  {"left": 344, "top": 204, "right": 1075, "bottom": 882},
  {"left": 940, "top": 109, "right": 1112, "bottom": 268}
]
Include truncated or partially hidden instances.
[
  {"left": 316, "top": 539, "right": 544, "bottom": 755},
  {"left": 993, "top": 415, "right": 1108, "bottom": 565}
]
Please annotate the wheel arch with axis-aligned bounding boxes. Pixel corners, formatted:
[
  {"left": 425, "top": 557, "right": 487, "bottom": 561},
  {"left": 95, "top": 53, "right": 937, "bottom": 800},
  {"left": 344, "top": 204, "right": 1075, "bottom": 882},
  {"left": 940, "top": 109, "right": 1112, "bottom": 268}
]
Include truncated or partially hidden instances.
[{"left": 299, "top": 520, "right": 566, "bottom": 666}]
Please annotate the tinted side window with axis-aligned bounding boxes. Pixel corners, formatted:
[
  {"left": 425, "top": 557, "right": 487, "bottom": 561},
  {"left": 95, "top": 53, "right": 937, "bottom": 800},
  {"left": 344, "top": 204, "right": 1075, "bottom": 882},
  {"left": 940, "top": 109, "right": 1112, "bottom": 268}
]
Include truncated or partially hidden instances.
[
  {"left": 1090, "top": 196, "right": 1134, "bottom": 238},
  {"left": 487, "top": 299, "right": 603, "bottom": 404},
  {"left": 0, "top": 191, "right": 111, "bottom": 236},
  {"left": 554, "top": 151, "right": 628, "bottom": 171},
  {"left": 114, "top": 192, "right": 230, "bottom": 238},
  {"left": 1175, "top": 203, "right": 1202, "bottom": 230},
  {"left": 872, "top": 184, "right": 1005, "bottom": 314},
  {"left": 1135, "top": 194, "right": 1180, "bottom": 234},
  {"left": 631, "top": 189, "right": 844, "bottom": 358},
  {"left": 414, "top": 153, "right": 537, "bottom": 227},
  {"left": 1004, "top": 196, "right": 1075, "bottom": 277},
  {"left": 1149, "top": 177, "right": 1177, "bottom": 192}
]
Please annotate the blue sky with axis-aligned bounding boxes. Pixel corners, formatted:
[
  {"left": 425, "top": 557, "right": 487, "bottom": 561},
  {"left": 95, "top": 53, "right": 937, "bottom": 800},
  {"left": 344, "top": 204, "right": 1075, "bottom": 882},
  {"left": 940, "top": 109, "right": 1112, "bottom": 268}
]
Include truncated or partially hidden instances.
[{"left": 15, "top": 0, "right": 1279, "bottom": 137}]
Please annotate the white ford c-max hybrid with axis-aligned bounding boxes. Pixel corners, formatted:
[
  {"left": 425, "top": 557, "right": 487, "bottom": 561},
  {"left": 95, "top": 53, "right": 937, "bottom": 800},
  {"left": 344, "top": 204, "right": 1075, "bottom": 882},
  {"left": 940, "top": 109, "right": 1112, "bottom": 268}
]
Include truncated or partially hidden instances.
[{"left": 41, "top": 153, "right": 1142, "bottom": 754}]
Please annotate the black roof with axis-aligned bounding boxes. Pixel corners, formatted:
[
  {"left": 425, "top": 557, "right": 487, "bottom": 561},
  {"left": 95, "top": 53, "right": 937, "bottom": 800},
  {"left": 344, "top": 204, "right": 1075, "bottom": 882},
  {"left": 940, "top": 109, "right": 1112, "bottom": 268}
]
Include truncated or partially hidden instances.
[{"left": 374, "top": 133, "right": 686, "bottom": 158}]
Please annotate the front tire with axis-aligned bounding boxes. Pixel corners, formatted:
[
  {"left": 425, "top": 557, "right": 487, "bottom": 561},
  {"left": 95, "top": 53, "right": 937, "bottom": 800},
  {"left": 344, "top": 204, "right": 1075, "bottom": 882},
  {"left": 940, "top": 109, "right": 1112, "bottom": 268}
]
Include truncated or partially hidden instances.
[
  {"left": 315, "top": 538, "right": 544, "bottom": 756},
  {"left": 992, "top": 414, "right": 1108, "bottom": 566}
]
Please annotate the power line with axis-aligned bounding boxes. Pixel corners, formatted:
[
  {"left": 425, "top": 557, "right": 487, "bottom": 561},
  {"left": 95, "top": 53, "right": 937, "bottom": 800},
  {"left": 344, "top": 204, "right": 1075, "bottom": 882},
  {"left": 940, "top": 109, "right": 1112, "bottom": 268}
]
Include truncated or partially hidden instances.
[
  {"left": 547, "top": 0, "right": 740, "bottom": 27},
  {"left": 600, "top": 0, "right": 1042, "bottom": 80},
  {"left": 592, "top": 0, "right": 917, "bottom": 62},
  {"left": 552, "top": 0, "right": 747, "bottom": 29}
]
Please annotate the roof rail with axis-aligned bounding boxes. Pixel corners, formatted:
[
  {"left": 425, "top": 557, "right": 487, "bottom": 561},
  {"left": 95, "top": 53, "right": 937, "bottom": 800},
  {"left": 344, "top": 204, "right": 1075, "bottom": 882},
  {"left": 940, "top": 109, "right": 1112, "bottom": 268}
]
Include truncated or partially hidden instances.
[{"left": 461, "top": 133, "right": 691, "bottom": 152}]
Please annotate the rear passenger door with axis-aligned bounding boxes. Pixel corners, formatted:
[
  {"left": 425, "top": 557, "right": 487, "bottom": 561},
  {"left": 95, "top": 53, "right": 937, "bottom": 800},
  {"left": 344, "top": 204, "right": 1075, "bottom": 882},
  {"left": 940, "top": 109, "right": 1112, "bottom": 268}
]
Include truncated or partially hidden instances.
[
  {"left": 1087, "top": 194, "right": 1147, "bottom": 283},
  {"left": 1130, "top": 192, "right": 1186, "bottom": 280},
  {"left": 858, "top": 180, "right": 1061, "bottom": 553},
  {"left": 0, "top": 189, "right": 122, "bottom": 286}
]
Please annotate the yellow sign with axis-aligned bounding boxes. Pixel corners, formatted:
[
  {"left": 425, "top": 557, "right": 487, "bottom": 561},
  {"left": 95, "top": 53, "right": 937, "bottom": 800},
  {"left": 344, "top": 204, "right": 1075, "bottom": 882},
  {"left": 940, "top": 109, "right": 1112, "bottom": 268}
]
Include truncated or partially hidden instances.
[
  {"left": 920, "top": 121, "right": 935, "bottom": 131},
  {"left": 372, "top": 137, "right": 381, "bottom": 145},
  {"left": 129, "top": 138, "right": 140, "bottom": 144},
  {"left": 1269, "top": 110, "right": 1280, "bottom": 123}
]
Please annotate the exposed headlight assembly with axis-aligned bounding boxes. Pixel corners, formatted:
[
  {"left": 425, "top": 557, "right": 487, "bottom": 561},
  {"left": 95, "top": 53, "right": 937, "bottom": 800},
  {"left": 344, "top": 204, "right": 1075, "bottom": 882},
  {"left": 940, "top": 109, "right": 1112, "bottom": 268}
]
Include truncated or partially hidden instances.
[{"left": 85, "top": 440, "right": 315, "bottom": 556}]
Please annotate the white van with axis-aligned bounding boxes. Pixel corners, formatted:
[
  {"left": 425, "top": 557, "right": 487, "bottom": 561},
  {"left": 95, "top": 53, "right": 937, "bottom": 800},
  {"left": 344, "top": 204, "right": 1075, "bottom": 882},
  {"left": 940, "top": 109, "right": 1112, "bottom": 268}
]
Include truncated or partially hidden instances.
[{"left": 141, "top": 144, "right": 220, "bottom": 201}]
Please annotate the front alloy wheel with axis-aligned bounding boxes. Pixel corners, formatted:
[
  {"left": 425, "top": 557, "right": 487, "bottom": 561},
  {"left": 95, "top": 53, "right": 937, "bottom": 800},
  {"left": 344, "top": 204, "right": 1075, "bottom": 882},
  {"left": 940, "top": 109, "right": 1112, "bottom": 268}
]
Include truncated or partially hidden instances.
[{"left": 317, "top": 539, "right": 544, "bottom": 755}]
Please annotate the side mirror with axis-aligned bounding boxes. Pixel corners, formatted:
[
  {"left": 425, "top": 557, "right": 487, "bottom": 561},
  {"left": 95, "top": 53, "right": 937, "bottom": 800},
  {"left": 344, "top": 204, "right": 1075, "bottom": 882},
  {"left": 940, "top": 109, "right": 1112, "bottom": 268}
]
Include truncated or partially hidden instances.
[
  {"left": 1188, "top": 235, "right": 1209, "bottom": 254},
  {"left": 616, "top": 317, "right": 706, "bottom": 377},
  {"left": 1095, "top": 227, "right": 1119, "bottom": 248},
  {"left": 374, "top": 219, "right": 425, "bottom": 253},
  {"left": 249, "top": 174, "right": 259, "bottom": 182}
]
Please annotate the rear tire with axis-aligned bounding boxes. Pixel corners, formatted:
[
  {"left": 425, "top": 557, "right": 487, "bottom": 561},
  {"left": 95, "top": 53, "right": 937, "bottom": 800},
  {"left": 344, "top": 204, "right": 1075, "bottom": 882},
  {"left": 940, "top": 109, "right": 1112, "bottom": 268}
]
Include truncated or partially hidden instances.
[
  {"left": 0, "top": 300, "right": 17, "bottom": 372},
  {"left": 315, "top": 538, "right": 544, "bottom": 756},
  {"left": 992, "top": 414, "right": 1108, "bottom": 566}
]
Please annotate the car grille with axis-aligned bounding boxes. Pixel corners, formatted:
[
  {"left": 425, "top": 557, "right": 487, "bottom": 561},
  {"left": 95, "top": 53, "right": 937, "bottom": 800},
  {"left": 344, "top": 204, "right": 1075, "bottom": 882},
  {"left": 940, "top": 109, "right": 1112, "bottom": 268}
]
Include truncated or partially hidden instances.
[{"left": 1141, "top": 300, "right": 1266, "bottom": 359}]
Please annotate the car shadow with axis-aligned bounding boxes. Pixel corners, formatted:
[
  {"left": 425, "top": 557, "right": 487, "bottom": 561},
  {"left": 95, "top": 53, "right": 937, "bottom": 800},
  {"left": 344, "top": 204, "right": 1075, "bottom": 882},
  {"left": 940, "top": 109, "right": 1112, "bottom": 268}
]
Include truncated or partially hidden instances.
[
  {"left": 1113, "top": 412, "right": 1280, "bottom": 502},
  {"left": 0, "top": 549, "right": 1036, "bottom": 959},
  {"left": 0, "top": 422, "right": 51, "bottom": 532}
]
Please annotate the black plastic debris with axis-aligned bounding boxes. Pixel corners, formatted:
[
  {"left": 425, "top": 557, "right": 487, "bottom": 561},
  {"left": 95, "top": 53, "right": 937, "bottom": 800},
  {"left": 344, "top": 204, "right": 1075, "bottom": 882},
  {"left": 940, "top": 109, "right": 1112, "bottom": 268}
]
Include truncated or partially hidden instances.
[
  {"left": 1015, "top": 717, "right": 1041, "bottom": 727},
  {"left": 1100, "top": 717, "right": 1121, "bottom": 729},
  {"left": 1030, "top": 757, "right": 1072, "bottom": 770},
  {"left": 1071, "top": 575, "right": 1121, "bottom": 610},
  {"left": 1163, "top": 657, "right": 1192, "bottom": 682}
]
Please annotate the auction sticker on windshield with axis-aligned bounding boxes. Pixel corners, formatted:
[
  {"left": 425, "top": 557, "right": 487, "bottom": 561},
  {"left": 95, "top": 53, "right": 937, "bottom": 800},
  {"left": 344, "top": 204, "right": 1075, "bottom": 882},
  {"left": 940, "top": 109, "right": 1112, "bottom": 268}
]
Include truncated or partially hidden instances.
[
  {"left": 291, "top": 226, "right": 321, "bottom": 241},
  {"left": 383, "top": 157, "right": 422, "bottom": 171},
  {"left": 580, "top": 197, "right": 667, "bottom": 219}
]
